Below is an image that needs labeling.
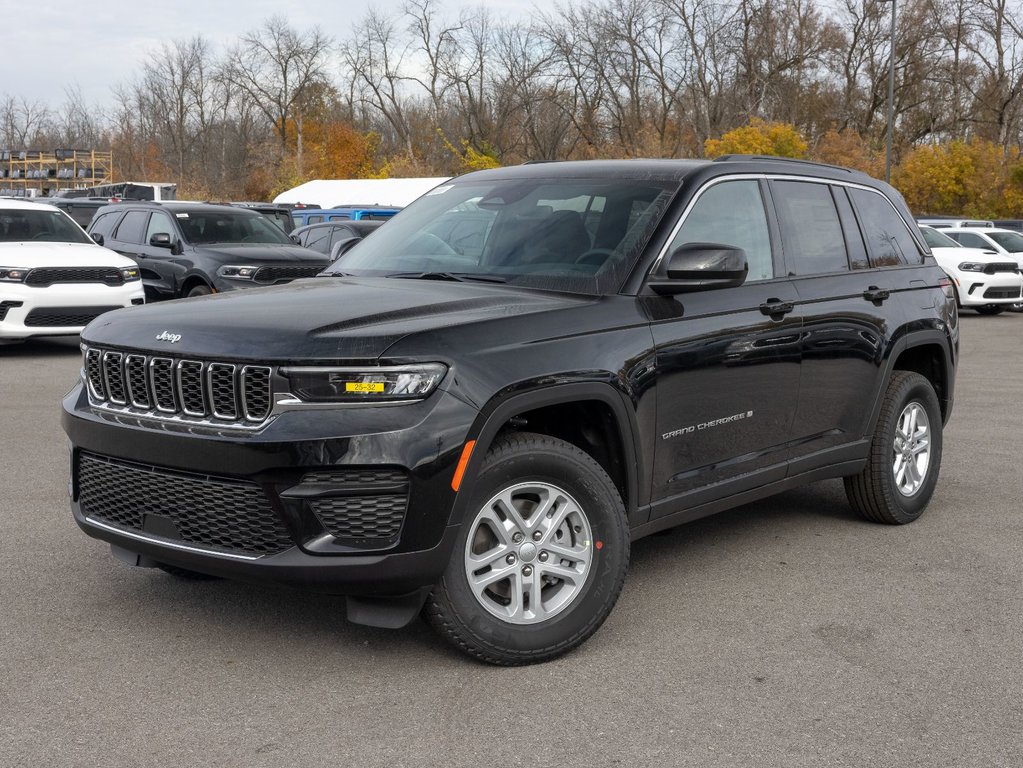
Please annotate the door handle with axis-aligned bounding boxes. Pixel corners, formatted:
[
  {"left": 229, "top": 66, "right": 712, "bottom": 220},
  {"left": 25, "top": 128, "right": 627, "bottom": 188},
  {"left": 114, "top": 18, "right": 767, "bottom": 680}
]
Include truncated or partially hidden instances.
[
  {"left": 863, "top": 286, "right": 890, "bottom": 303},
  {"left": 759, "top": 299, "right": 795, "bottom": 317}
]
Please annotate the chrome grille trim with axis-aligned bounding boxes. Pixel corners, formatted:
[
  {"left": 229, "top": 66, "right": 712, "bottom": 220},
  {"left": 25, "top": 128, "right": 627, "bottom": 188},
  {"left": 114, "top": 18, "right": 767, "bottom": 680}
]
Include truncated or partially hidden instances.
[
  {"left": 83, "top": 346, "right": 275, "bottom": 430},
  {"left": 177, "top": 360, "right": 207, "bottom": 417},
  {"left": 102, "top": 351, "right": 126, "bottom": 405},
  {"left": 124, "top": 354, "right": 151, "bottom": 409}
]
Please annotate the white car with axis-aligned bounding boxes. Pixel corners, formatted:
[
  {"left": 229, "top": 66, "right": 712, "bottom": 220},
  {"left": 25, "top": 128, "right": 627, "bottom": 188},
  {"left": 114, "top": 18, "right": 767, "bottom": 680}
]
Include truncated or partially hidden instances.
[
  {"left": 919, "top": 225, "right": 1023, "bottom": 315},
  {"left": 0, "top": 200, "right": 145, "bottom": 344}
]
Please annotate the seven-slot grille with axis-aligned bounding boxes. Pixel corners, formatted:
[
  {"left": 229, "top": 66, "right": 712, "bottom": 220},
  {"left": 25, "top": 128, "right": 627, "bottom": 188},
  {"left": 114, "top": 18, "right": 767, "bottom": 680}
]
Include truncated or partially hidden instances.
[
  {"left": 77, "top": 452, "right": 293, "bottom": 557},
  {"left": 84, "top": 346, "right": 272, "bottom": 425},
  {"left": 252, "top": 265, "right": 324, "bottom": 284},
  {"left": 25, "top": 267, "right": 123, "bottom": 286}
]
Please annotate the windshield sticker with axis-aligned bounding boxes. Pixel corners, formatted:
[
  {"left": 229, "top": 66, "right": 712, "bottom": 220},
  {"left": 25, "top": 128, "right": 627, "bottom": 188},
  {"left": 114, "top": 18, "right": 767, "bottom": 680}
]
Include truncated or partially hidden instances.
[
  {"left": 175, "top": 213, "right": 189, "bottom": 218},
  {"left": 426, "top": 185, "right": 453, "bottom": 196}
]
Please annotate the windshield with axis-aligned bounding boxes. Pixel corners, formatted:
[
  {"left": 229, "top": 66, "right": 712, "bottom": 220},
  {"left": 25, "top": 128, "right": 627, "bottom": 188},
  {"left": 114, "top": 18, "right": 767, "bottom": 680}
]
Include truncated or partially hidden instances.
[
  {"left": 987, "top": 231, "right": 1023, "bottom": 253},
  {"left": 325, "top": 177, "right": 680, "bottom": 295},
  {"left": 0, "top": 208, "right": 93, "bottom": 244},
  {"left": 920, "top": 226, "right": 959, "bottom": 248},
  {"left": 175, "top": 210, "right": 295, "bottom": 245}
]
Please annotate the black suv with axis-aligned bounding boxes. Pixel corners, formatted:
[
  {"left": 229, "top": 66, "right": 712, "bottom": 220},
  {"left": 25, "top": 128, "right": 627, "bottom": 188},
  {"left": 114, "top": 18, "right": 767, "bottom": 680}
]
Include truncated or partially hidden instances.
[
  {"left": 87, "top": 202, "right": 328, "bottom": 299},
  {"left": 63, "top": 158, "right": 957, "bottom": 664}
]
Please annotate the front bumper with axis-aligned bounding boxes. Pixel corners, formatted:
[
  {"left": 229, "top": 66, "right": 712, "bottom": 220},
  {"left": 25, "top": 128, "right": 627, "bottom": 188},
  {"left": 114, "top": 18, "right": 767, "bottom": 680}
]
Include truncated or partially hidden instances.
[
  {"left": 0, "top": 281, "right": 144, "bottom": 339},
  {"left": 62, "top": 381, "right": 478, "bottom": 596},
  {"left": 953, "top": 271, "right": 1023, "bottom": 306}
]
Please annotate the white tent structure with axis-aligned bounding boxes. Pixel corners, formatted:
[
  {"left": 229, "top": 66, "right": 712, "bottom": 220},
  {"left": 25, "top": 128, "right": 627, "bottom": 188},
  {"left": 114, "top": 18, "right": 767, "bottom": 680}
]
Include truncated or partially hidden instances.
[{"left": 273, "top": 178, "right": 450, "bottom": 209}]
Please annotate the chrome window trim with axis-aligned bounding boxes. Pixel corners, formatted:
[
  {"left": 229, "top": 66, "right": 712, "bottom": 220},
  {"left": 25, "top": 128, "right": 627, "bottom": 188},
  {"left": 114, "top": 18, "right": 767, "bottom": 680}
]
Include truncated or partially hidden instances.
[{"left": 650, "top": 173, "right": 924, "bottom": 274}]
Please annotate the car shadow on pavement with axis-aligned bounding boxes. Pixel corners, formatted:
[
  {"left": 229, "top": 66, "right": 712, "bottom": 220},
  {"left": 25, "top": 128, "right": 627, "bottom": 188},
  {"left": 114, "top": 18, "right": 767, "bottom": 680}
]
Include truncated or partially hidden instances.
[{"left": 1, "top": 337, "right": 82, "bottom": 357}]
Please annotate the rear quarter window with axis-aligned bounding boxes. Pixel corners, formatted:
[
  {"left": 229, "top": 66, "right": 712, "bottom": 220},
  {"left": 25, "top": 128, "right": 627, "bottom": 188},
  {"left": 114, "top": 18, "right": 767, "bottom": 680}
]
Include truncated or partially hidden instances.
[{"left": 848, "top": 188, "right": 923, "bottom": 266}]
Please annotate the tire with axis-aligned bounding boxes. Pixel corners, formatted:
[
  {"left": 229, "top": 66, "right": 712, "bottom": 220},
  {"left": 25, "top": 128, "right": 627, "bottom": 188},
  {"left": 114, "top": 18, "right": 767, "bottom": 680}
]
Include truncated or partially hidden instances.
[
  {"left": 155, "top": 562, "right": 222, "bottom": 580},
  {"left": 185, "top": 284, "right": 212, "bottom": 298},
  {"left": 424, "top": 431, "right": 629, "bottom": 665},
  {"left": 844, "top": 371, "right": 943, "bottom": 524},
  {"left": 975, "top": 305, "right": 1005, "bottom": 315}
]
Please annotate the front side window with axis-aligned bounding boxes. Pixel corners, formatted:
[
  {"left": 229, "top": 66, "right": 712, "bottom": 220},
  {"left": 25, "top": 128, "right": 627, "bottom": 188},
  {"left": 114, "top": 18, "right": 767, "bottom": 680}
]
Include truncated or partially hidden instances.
[
  {"left": 947, "top": 232, "right": 991, "bottom": 249},
  {"left": 145, "top": 211, "right": 174, "bottom": 243},
  {"left": 327, "top": 176, "right": 680, "bottom": 296},
  {"left": 772, "top": 181, "right": 848, "bottom": 275},
  {"left": 304, "top": 227, "right": 331, "bottom": 254},
  {"left": 849, "top": 188, "right": 922, "bottom": 266},
  {"left": 665, "top": 180, "right": 774, "bottom": 281},
  {"left": 114, "top": 210, "right": 149, "bottom": 244},
  {"left": 88, "top": 211, "right": 119, "bottom": 239}
]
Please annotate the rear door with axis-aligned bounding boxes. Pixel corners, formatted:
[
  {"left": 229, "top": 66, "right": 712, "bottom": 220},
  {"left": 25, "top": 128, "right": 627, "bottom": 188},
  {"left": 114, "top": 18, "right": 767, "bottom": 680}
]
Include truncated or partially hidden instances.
[{"left": 649, "top": 178, "right": 802, "bottom": 516}]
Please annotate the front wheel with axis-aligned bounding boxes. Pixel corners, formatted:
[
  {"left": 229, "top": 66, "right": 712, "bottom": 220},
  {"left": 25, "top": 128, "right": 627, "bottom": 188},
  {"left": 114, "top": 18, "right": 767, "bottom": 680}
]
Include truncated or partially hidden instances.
[
  {"left": 844, "top": 371, "right": 943, "bottom": 524},
  {"left": 424, "top": 432, "right": 629, "bottom": 665},
  {"left": 185, "top": 284, "right": 212, "bottom": 298}
]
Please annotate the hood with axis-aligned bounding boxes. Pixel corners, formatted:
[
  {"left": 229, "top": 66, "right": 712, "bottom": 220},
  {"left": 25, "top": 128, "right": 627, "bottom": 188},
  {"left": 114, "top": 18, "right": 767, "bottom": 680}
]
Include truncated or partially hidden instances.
[
  {"left": 0, "top": 241, "right": 137, "bottom": 269},
  {"left": 81, "top": 276, "right": 588, "bottom": 361},
  {"left": 190, "top": 243, "right": 328, "bottom": 265},
  {"left": 930, "top": 245, "right": 1023, "bottom": 267}
]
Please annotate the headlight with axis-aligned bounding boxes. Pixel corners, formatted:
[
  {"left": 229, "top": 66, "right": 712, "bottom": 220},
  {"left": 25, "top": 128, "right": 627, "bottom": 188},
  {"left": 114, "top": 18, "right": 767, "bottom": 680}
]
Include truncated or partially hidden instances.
[
  {"left": 0, "top": 267, "right": 28, "bottom": 282},
  {"left": 217, "top": 265, "right": 259, "bottom": 280},
  {"left": 280, "top": 364, "right": 447, "bottom": 402},
  {"left": 957, "top": 262, "right": 985, "bottom": 272},
  {"left": 121, "top": 267, "right": 140, "bottom": 281}
]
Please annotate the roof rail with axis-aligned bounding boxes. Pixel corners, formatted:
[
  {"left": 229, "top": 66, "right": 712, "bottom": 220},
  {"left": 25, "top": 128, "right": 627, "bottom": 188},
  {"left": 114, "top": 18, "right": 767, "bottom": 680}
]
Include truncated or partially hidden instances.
[{"left": 711, "top": 154, "right": 858, "bottom": 174}]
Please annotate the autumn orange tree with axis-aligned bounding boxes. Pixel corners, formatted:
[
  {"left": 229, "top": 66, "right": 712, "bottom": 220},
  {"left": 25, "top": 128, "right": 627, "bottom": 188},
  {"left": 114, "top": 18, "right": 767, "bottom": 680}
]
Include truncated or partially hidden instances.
[
  {"left": 704, "top": 119, "right": 808, "bottom": 159},
  {"left": 893, "top": 139, "right": 1023, "bottom": 216}
]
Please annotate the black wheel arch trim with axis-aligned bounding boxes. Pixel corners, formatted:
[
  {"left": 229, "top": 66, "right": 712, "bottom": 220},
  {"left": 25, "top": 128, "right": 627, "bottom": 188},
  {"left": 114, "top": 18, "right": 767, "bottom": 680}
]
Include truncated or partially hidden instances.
[
  {"left": 447, "top": 381, "right": 642, "bottom": 527},
  {"left": 869, "top": 327, "right": 956, "bottom": 437}
]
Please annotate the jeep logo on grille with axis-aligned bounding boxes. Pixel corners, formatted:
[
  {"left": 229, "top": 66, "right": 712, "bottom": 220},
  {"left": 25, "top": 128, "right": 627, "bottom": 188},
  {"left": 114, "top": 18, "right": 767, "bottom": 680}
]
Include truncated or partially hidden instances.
[{"left": 156, "top": 331, "right": 182, "bottom": 344}]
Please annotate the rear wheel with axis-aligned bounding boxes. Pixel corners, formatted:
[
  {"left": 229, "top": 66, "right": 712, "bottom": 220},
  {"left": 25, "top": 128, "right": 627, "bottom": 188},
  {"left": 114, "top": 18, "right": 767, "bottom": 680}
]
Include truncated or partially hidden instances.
[
  {"left": 844, "top": 372, "right": 943, "bottom": 524},
  {"left": 424, "top": 432, "right": 629, "bottom": 665}
]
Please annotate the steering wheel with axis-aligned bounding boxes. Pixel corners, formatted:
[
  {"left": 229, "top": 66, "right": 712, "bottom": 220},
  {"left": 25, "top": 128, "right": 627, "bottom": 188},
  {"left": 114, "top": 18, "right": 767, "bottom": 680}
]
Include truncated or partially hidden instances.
[
  {"left": 574, "top": 248, "right": 617, "bottom": 266},
  {"left": 31, "top": 232, "right": 51, "bottom": 241}
]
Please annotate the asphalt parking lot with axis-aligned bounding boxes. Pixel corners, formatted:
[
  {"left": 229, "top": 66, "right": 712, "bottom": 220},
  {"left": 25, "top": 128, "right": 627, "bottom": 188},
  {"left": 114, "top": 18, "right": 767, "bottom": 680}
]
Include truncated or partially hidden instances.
[{"left": 1, "top": 312, "right": 1021, "bottom": 768}]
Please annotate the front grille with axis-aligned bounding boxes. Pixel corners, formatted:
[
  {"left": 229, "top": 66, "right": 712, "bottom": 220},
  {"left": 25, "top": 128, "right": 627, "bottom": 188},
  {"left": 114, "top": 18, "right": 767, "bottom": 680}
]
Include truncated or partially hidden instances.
[
  {"left": 25, "top": 267, "right": 123, "bottom": 286},
  {"left": 24, "top": 306, "right": 120, "bottom": 327},
  {"left": 78, "top": 452, "right": 293, "bottom": 556},
  {"left": 252, "top": 265, "right": 324, "bottom": 284},
  {"left": 84, "top": 345, "right": 273, "bottom": 427},
  {"left": 0, "top": 300, "right": 23, "bottom": 321},
  {"left": 983, "top": 286, "right": 1022, "bottom": 299},
  {"left": 298, "top": 467, "right": 409, "bottom": 545},
  {"left": 984, "top": 263, "right": 1019, "bottom": 274}
]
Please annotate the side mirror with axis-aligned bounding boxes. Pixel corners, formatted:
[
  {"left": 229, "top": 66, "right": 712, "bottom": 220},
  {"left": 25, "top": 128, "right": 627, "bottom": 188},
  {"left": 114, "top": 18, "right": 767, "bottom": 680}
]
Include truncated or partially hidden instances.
[
  {"left": 330, "top": 236, "right": 362, "bottom": 261},
  {"left": 290, "top": 234, "right": 301, "bottom": 245},
  {"left": 149, "top": 232, "right": 173, "bottom": 248},
  {"left": 649, "top": 242, "right": 748, "bottom": 295},
  {"left": 91, "top": 232, "right": 104, "bottom": 246}
]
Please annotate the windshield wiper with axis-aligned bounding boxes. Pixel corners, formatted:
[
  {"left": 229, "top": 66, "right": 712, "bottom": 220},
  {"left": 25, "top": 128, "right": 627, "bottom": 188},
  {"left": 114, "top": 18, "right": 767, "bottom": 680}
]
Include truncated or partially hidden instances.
[{"left": 385, "top": 271, "right": 507, "bottom": 284}]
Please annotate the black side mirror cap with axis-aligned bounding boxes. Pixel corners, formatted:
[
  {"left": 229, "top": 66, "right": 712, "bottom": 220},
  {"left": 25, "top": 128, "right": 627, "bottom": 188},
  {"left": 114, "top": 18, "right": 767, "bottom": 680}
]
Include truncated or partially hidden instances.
[
  {"left": 149, "top": 232, "right": 174, "bottom": 248},
  {"left": 91, "top": 232, "right": 104, "bottom": 246},
  {"left": 330, "top": 236, "right": 362, "bottom": 261},
  {"left": 649, "top": 242, "right": 749, "bottom": 295}
]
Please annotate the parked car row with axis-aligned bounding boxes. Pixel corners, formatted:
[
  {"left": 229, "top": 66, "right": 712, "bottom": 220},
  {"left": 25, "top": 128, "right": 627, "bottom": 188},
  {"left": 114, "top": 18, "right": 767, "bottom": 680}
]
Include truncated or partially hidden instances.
[{"left": 916, "top": 219, "right": 1023, "bottom": 314}]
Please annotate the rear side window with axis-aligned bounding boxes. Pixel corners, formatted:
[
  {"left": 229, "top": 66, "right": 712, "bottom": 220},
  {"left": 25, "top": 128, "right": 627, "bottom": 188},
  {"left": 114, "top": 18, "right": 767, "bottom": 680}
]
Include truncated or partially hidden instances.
[
  {"left": 667, "top": 180, "right": 774, "bottom": 281},
  {"left": 89, "top": 211, "right": 120, "bottom": 239},
  {"left": 114, "top": 210, "right": 149, "bottom": 244},
  {"left": 848, "top": 188, "right": 922, "bottom": 266},
  {"left": 307, "top": 215, "right": 324, "bottom": 224},
  {"left": 771, "top": 181, "right": 848, "bottom": 275}
]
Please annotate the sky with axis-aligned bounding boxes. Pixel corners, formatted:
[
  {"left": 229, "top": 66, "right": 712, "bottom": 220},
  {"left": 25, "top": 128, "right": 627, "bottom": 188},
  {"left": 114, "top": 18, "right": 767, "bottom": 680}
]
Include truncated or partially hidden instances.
[{"left": 0, "top": 0, "right": 531, "bottom": 110}]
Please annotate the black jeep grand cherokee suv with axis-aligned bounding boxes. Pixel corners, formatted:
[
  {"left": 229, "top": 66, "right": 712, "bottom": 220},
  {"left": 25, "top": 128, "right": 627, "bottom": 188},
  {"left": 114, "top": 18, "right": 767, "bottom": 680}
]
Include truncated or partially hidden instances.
[
  {"left": 63, "top": 158, "right": 957, "bottom": 664},
  {"left": 87, "top": 202, "right": 328, "bottom": 300}
]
